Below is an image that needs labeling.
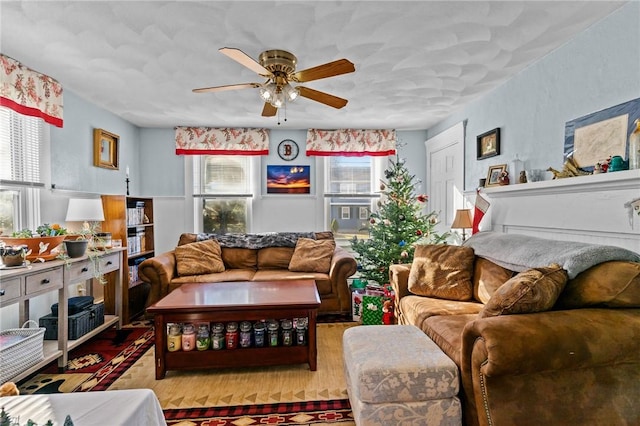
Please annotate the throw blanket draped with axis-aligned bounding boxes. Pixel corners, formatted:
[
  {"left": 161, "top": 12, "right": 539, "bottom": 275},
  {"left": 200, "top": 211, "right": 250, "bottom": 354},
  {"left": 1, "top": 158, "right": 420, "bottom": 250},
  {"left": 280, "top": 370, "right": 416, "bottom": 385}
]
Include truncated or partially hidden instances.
[
  {"left": 196, "top": 232, "right": 316, "bottom": 249},
  {"left": 463, "top": 232, "right": 640, "bottom": 279}
]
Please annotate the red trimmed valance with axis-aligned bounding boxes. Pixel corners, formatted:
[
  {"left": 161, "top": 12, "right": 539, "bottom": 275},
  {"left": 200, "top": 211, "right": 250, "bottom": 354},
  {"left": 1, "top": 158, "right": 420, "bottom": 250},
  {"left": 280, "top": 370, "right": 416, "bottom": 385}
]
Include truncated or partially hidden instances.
[
  {"left": 175, "top": 127, "right": 269, "bottom": 155},
  {"left": 306, "top": 129, "right": 396, "bottom": 157},
  {"left": 0, "top": 54, "right": 63, "bottom": 127}
]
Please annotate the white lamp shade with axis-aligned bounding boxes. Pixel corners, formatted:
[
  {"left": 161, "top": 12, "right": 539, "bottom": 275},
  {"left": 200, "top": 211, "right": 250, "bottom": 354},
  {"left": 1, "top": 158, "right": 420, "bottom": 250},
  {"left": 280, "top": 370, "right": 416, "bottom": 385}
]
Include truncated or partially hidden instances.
[{"left": 65, "top": 198, "right": 105, "bottom": 222}]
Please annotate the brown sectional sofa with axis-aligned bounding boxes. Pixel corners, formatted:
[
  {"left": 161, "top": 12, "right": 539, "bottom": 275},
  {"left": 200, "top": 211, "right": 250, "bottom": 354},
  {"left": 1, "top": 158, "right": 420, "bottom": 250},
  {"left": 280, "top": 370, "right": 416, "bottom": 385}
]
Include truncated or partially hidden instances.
[
  {"left": 390, "top": 232, "right": 640, "bottom": 426},
  {"left": 138, "top": 231, "right": 357, "bottom": 315}
]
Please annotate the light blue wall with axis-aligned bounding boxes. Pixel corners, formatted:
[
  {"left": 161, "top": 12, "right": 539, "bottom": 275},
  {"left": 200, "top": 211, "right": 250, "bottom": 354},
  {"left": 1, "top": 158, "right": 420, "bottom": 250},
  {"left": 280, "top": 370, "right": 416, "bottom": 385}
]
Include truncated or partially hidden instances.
[
  {"left": 50, "top": 90, "right": 140, "bottom": 195},
  {"left": 139, "top": 128, "right": 183, "bottom": 196},
  {"left": 427, "top": 1, "right": 640, "bottom": 191}
]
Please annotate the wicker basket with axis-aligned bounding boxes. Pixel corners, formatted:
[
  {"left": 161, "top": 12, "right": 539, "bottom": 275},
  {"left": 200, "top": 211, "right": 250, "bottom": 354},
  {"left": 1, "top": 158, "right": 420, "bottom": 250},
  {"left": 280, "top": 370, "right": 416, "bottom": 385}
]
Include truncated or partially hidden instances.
[{"left": 0, "top": 320, "right": 46, "bottom": 383}]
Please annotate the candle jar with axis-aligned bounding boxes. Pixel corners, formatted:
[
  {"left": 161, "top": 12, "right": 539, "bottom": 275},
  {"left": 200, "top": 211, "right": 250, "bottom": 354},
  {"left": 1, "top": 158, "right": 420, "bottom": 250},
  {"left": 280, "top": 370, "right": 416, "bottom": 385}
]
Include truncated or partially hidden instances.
[
  {"left": 196, "top": 324, "right": 210, "bottom": 351},
  {"left": 211, "top": 323, "right": 225, "bottom": 350},
  {"left": 253, "top": 321, "right": 266, "bottom": 347},
  {"left": 296, "top": 321, "right": 307, "bottom": 346},
  {"left": 239, "top": 321, "right": 252, "bottom": 348},
  {"left": 267, "top": 320, "right": 279, "bottom": 347},
  {"left": 226, "top": 322, "right": 239, "bottom": 349},
  {"left": 167, "top": 323, "right": 182, "bottom": 352},
  {"left": 181, "top": 323, "right": 196, "bottom": 351},
  {"left": 281, "top": 319, "right": 293, "bottom": 346}
]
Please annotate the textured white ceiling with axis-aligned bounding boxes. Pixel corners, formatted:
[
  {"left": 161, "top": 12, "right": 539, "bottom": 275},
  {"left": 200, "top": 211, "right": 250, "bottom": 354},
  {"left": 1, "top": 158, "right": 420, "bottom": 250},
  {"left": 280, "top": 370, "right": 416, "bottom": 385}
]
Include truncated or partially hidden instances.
[{"left": 1, "top": 1, "right": 625, "bottom": 130}]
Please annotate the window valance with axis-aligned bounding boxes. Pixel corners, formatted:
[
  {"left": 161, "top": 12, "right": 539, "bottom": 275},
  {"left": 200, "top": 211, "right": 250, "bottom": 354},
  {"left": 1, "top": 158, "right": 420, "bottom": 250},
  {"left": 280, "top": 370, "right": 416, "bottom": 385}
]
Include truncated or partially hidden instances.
[
  {"left": 175, "top": 127, "right": 269, "bottom": 155},
  {"left": 0, "top": 54, "right": 64, "bottom": 127},
  {"left": 305, "top": 129, "right": 396, "bottom": 157}
]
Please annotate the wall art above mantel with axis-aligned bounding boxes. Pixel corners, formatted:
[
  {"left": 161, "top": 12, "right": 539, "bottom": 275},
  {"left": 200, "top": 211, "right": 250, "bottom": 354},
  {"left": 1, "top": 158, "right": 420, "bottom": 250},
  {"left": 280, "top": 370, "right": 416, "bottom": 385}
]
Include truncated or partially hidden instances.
[{"left": 564, "top": 97, "right": 640, "bottom": 172}]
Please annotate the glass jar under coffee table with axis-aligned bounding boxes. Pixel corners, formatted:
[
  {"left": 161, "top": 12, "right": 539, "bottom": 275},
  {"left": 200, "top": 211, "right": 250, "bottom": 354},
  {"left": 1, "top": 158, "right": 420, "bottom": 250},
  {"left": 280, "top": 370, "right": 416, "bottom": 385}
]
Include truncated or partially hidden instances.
[{"left": 146, "top": 280, "right": 320, "bottom": 379}]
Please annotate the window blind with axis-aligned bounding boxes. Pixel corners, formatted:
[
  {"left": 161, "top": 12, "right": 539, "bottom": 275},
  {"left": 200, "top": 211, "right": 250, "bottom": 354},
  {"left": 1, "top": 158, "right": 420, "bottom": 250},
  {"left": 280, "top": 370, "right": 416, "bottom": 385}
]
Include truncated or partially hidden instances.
[{"left": 0, "top": 106, "right": 44, "bottom": 187}]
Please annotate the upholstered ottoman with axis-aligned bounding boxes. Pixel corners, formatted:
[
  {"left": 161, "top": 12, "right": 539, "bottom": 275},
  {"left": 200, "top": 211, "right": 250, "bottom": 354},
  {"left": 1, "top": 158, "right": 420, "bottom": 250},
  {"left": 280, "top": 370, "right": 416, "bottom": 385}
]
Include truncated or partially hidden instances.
[{"left": 343, "top": 325, "right": 461, "bottom": 426}]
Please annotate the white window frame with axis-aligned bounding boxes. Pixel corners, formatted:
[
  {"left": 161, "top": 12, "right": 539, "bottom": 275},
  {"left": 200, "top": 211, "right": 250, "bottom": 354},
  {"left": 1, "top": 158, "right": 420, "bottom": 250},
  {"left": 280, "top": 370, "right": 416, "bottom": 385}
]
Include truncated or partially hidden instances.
[
  {"left": 0, "top": 107, "right": 46, "bottom": 233},
  {"left": 341, "top": 206, "right": 350, "bottom": 220},
  {"left": 191, "top": 155, "right": 258, "bottom": 233}
]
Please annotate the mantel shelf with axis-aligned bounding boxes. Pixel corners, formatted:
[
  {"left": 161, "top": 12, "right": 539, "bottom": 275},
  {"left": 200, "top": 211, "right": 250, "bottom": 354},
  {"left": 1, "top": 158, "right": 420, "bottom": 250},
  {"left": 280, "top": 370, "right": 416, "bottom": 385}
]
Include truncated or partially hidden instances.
[{"left": 467, "top": 169, "right": 639, "bottom": 198}]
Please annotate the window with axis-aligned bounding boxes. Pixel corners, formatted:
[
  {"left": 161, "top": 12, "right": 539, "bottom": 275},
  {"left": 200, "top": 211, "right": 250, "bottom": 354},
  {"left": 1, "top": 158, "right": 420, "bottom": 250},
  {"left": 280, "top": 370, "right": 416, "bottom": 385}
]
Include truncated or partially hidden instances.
[
  {"left": 324, "top": 156, "right": 386, "bottom": 243},
  {"left": 0, "top": 107, "right": 44, "bottom": 234},
  {"left": 193, "top": 156, "right": 254, "bottom": 234}
]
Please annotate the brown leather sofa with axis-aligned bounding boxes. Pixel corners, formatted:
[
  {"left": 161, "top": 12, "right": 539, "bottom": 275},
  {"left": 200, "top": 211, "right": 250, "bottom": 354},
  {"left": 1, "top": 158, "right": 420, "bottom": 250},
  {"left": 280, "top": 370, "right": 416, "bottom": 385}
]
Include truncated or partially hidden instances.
[
  {"left": 138, "top": 232, "right": 357, "bottom": 315},
  {"left": 390, "top": 232, "right": 640, "bottom": 426}
]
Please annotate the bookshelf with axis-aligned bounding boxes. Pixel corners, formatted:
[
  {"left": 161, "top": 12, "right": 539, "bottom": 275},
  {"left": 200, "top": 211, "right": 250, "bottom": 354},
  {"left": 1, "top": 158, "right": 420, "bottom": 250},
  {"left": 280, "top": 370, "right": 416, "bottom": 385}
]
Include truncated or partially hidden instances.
[{"left": 101, "top": 195, "right": 155, "bottom": 322}]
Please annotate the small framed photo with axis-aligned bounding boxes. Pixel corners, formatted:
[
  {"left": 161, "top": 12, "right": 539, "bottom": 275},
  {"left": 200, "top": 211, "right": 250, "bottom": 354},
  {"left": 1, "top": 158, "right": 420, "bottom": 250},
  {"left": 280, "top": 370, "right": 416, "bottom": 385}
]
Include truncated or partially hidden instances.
[
  {"left": 93, "top": 128, "right": 119, "bottom": 170},
  {"left": 486, "top": 164, "right": 507, "bottom": 187},
  {"left": 477, "top": 128, "right": 500, "bottom": 160}
]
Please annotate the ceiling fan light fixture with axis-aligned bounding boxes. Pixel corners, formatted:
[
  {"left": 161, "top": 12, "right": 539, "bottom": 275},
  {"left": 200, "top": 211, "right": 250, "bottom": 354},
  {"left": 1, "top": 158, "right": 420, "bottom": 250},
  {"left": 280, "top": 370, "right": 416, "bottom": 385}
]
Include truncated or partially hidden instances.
[
  {"left": 271, "top": 90, "right": 285, "bottom": 108},
  {"left": 283, "top": 83, "right": 300, "bottom": 102},
  {"left": 259, "top": 82, "right": 276, "bottom": 101}
]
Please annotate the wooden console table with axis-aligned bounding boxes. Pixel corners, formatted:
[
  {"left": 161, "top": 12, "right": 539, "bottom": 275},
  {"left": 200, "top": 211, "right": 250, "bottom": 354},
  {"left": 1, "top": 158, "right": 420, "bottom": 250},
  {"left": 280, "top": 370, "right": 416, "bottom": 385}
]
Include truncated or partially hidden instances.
[
  {"left": 147, "top": 280, "right": 320, "bottom": 379},
  {"left": 0, "top": 248, "right": 124, "bottom": 381}
]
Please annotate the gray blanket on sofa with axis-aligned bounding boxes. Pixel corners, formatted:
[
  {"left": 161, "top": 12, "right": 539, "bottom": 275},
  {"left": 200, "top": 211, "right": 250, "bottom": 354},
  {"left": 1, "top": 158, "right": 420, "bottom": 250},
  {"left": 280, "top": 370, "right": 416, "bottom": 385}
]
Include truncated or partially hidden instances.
[
  {"left": 196, "top": 232, "right": 316, "bottom": 249},
  {"left": 463, "top": 232, "right": 640, "bottom": 279}
]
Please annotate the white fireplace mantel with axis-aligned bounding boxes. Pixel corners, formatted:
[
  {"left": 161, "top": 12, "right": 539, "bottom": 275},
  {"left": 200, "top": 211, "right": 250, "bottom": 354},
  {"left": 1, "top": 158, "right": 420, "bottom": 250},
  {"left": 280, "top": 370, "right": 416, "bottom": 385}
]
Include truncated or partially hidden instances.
[{"left": 463, "top": 169, "right": 640, "bottom": 251}]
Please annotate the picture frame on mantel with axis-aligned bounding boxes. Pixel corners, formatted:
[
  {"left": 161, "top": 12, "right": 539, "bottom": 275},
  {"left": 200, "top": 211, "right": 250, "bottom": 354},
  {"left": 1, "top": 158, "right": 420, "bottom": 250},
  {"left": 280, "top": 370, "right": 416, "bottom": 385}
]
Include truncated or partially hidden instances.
[
  {"left": 485, "top": 164, "right": 507, "bottom": 187},
  {"left": 93, "top": 128, "right": 119, "bottom": 170},
  {"left": 477, "top": 128, "right": 500, "bottom": 160}
]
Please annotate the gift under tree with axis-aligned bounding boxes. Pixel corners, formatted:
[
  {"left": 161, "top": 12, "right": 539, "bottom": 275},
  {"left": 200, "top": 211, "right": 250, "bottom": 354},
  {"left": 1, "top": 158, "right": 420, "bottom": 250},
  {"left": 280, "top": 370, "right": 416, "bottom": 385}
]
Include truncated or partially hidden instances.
[{"left": 350, "top": 155, "right": 448, "bottom": 285}]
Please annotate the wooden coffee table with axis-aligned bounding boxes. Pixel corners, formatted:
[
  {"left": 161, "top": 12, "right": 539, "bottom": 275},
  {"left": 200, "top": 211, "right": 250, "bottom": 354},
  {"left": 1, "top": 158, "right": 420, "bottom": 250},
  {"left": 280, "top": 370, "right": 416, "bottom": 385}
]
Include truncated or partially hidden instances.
[{"left": 146, "top": 280, "right": 320, "bottom": 379}]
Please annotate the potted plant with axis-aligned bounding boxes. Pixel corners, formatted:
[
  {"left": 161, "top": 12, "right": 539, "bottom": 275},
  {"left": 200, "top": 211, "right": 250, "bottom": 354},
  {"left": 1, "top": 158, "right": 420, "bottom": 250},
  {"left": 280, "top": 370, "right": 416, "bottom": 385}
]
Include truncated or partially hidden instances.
[{"left": 0, "top": 224, "right": 68, "bottom": 261}]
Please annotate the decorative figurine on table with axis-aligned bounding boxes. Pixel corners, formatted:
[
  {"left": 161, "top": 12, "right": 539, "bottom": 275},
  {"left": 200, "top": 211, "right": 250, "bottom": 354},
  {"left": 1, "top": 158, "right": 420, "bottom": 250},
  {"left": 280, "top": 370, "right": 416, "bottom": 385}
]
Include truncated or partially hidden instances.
[
  {"left": 519, "top": 170, "right": 527, "bottom": 183},
  {"left": 498, "top": 170, "right": 510, "bottom": 185}
]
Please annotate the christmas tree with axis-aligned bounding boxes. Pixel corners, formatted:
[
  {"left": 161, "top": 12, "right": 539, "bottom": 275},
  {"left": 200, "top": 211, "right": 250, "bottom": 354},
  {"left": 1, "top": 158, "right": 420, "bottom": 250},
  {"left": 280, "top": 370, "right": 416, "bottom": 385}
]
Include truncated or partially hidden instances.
[{"left": 350, "top": 155, "right": 449, "bottom": 285}]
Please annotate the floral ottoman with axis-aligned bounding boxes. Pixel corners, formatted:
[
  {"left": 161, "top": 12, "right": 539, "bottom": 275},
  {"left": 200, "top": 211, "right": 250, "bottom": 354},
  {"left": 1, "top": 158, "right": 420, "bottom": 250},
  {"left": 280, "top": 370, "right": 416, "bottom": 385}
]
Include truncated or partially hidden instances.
[{"left": 342, "top": 325, "right": 461, "bottom": 426}]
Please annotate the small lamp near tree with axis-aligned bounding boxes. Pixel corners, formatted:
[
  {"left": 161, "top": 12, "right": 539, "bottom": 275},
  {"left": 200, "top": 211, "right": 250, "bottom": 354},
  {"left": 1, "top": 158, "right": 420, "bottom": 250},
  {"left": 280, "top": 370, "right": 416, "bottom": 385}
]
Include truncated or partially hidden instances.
[{"left": 451, "top": 209, "right": 473, "bottom": 242}]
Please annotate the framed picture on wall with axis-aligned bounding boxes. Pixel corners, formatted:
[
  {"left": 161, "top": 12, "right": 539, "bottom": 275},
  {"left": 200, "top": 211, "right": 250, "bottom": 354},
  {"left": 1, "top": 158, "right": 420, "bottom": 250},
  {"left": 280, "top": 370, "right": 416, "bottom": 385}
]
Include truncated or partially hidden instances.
[
  {"left": 477, "top": 128, "right": 500, "bottom": 160},
  {"left": 93, "top": 128, "right": 119, "bottom": 170},
  {"left": 485, "top": 164, "right": 507, "bottom": 187},
  {"left": 266, "top": 165, "right": 310, "bottom": 194}
]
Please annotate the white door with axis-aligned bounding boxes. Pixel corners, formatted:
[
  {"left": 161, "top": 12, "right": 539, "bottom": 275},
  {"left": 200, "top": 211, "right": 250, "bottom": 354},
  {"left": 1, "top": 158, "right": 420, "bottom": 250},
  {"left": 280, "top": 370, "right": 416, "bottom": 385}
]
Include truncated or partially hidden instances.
[{"left": 425, "top": 122, "right": 465, "bottom": 237}]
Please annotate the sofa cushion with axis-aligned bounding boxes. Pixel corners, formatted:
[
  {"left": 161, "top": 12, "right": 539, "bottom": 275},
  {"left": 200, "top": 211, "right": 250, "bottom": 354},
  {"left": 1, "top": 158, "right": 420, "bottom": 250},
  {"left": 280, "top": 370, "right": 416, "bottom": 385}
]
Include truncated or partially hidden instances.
[
  {"left": 257, "top": 247, "right": 295, "bottom": 269},
  {"left": 555, "top": 260, "right": 640, "bottom": 309},
  {"left": 170, "top": 268, "right": 256, "bottom": 286},
  {"left": 424, "top": 314, "right": 478, "bottom": 368},
  {"left": 474, "top": 257, "right": 515, "bottom": 303},
  {"left": 398, "top": 295, "right": 483, "bottom": 331},
  {"left": 221, "top": 247, "right": 258, "bottom": 270},
  {"left": 288, "top": 238, "right": 335, "bottom": 273},
  {"left": 408, "top": 244, "right": 474, "bottom": 301},
  {"left": 178, "top": 232, "right": 198, "bottom": 246},
  {"left": 175, "top": 239, "right": 225, "bottom": 276},
  {"left": 479, "top": 263, "right": 568, "bottom": 318}
]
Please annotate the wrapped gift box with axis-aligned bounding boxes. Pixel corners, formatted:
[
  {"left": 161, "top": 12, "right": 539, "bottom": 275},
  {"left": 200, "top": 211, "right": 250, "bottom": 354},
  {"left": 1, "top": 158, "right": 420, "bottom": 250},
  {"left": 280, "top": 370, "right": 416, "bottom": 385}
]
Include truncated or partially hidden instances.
[{"left": 361, "top": 285, "right": 395, "bottom": 325}]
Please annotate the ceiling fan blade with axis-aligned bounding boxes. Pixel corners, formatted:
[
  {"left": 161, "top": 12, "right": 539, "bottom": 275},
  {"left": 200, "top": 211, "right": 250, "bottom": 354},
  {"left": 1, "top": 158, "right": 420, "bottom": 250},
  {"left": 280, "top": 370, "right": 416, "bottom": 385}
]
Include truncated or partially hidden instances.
[
  {"left": 261, "top": 102, "right": 277, "bottom": 117},
  {"left": 219, "top": 47, "right": 273, "bottom": 77},
  {"left": 293, "top": 59, "right": 355, "bottom": 83},
  {"left": 298, "top": 86, "right": 348, "bottom": 109},
  {"left": 192, "top": 83, "right": 260, "bottom": 93}
]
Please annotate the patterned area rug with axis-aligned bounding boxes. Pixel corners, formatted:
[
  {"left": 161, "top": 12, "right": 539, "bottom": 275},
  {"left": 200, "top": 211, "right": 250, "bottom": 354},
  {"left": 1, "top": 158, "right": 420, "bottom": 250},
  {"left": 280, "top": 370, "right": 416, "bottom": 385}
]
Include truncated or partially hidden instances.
[
  {"left": 18, "top": 320, "right": 357, "bottom": 425},
  {"left": 164, "top": 399, "right": 353, "bottom": 425}
]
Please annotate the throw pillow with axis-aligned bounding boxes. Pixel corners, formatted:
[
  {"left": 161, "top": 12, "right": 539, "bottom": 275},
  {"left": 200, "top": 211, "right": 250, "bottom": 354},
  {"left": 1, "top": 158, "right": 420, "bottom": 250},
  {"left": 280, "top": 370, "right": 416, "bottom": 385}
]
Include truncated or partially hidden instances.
[
  {"left": 408, "top": 244, "right": 475, "bottom": 301},
  {"left": 479, "top": 263, "right": 568, "bottom": 318},
  {"left": 288, "top": 238, "right": 335, "bottom": 273},
  {"left": 175, "top": 239, "right": 225, "bottom": 276}
]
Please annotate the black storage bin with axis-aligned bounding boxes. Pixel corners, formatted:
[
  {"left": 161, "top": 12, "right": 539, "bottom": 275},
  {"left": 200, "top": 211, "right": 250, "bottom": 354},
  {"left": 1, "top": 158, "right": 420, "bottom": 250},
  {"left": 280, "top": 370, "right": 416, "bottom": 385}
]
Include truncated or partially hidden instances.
[
  {"left": 39, "top": 302, "right": 105, "bottom": 340},
  {"left": 51, "top": 296, "right": 94, "bottom": 316}
]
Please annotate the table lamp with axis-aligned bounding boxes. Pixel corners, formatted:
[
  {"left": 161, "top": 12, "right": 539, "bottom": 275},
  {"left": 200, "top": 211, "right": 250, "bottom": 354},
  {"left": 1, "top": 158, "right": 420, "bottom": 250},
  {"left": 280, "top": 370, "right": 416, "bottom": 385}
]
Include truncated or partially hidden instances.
[
  {"left": 65, "top": 198, "right": 105, "bottom": 234},
  {"left": 451, "top": 209, "right": 473, "bottom": 241}
]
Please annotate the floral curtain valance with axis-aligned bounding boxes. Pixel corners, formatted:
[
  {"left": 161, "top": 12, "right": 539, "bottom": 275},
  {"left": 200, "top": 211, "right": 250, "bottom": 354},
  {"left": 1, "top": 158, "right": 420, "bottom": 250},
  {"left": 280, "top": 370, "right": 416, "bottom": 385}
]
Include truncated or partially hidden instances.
[
  {"left": 175, "top": 127, "right": 270, "bottom": 155},
  {"left": 0, "top": 54, "right": 63, "bottom": 127},
  {"left": 305, "top": 129, "right": 396, "bottom": 157}
]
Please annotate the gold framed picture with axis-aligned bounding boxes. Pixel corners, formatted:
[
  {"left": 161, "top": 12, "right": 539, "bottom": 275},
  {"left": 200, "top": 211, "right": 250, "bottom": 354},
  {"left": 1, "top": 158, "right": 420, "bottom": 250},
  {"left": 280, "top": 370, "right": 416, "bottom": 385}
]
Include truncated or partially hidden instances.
[
  {"left": 93, "top": 128, "right": 119, "bottom": 170},
  {"left": 485, "top": 164, "right": 507, "bottom": 187}
]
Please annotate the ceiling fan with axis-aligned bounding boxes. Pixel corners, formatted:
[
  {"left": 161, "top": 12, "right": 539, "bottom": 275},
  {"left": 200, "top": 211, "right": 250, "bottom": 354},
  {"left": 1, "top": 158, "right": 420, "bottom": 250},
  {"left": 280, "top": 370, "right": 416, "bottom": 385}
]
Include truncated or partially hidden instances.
[{"left": 193, "top": 47, "right": 355, "bottom": 118}]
